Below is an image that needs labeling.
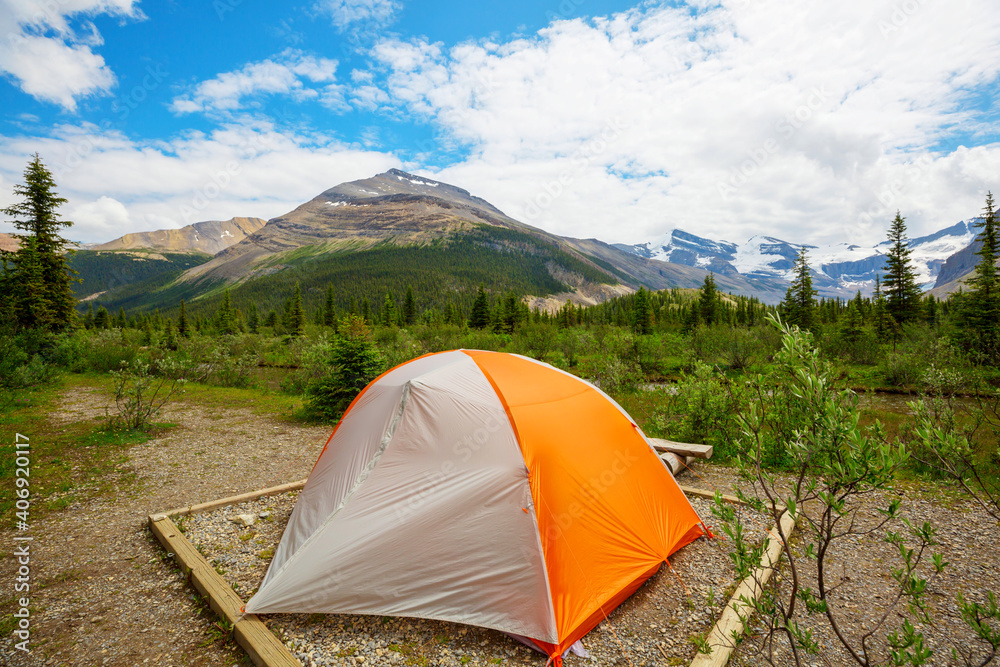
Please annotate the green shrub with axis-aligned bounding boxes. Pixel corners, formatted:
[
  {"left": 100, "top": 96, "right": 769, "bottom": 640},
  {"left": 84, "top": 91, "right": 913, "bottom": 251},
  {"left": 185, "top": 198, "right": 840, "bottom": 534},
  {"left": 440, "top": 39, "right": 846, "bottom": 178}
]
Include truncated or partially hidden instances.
[
  {"left": 647, "top": 361, "right": 744, "bottom": 459},
  {"left": 880, "top": 352, "right": 925, "bottom": 388},
  {"left": 48, "top": 331, "right": 91, "bottom": 372},
  {"left": 83, "top": 329, "right": 139, "bottom": 372},
  {"left": 580, "top": 353, "right": 642, "bottom": 396},
  {"left": 107, "top": 358, "right": 184, "bottom": 430},
  {"left": 0, "top": 333, "right": 58, "bottom": 389},
  {"left": 306, "top": 317, "right": 385, "bottom": 421}
]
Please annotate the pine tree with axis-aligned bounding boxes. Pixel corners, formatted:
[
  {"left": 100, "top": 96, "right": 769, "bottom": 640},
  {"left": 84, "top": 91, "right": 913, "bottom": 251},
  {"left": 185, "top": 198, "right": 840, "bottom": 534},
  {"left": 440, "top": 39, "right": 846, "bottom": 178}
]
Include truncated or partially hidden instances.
[
  {"left": 94, "top": 305, "right": 110, "bottom": 329},
  {"left": 0, "top": 154, "right": 77, "bottom": 333},
  {"left": 781, "top": 248, "right": 817, "bottom": 330},
  {"left": 290, "top": 283, "right": 306, "bottom": 337},
  {"left": 217, "top": 289, "right": 238, "bottom": 335},
  {"left": 872, "top": 275, "right": 895, "bottom": 341},
  {"left": 960, "top": 191, "right": 1000, "bottom": 359},
  {"left": 177, "top": 300, "right": 190, "bottom": 338},
  {"left": 381, "top": 292, "right": 398, "bottom": 328},
  {"left": 882, "top": 211, "right": 922, "bottom": 325},
  {"left": 632, "top": 286, "right": 653, "bottom": 335},
  {"left": 469, "top": 285, "right": 491, "bottom": 329},
  {"left": 324, "top": 284, "right": 336, "bottom": 327},
  {"left": 403, "top": 286, "right": 416, "bottom": 326},
  {"left": 840, "top": 301, "right": 864, "bottom": 344},
  {"left": 248, "top": 303, "right": 259, "bottom": 334},
  {"left": 699, "top": 273, "right": 719, "bottom": 325}
]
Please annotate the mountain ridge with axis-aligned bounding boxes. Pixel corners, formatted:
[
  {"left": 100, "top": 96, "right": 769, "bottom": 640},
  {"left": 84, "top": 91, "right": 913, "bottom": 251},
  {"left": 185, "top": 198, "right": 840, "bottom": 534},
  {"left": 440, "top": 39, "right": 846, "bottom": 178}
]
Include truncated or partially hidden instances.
[
  {"left": 89, "top": 216, "right": 266, "bottom": 255},
  {"left": 616, "top": 221, "right": 979, "bottom": 297}
]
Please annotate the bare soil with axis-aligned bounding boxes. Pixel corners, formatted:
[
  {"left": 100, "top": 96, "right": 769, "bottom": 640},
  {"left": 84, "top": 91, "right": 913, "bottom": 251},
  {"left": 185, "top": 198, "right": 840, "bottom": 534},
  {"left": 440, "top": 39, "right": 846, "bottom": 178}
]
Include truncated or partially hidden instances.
[{"left": 2, "top": 382, "right": 997, "bottom": 667}]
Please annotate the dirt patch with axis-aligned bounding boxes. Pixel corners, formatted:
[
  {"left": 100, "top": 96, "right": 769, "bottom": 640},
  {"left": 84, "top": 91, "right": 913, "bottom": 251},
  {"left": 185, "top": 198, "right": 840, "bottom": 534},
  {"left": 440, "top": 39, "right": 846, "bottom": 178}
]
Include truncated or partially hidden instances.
[
  {"left": 3, "top": 385, "right": 997, "bottom": 667},
  {"left": 0, "top": 385, "right": 330, "bottom": 667}
]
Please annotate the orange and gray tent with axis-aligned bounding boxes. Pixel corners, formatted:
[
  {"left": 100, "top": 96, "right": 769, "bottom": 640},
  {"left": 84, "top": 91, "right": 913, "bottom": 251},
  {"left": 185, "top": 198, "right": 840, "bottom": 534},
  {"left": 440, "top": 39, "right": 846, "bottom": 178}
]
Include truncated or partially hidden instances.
[{"left": 244, "top": 350, "right": 707, "bottom": 661}]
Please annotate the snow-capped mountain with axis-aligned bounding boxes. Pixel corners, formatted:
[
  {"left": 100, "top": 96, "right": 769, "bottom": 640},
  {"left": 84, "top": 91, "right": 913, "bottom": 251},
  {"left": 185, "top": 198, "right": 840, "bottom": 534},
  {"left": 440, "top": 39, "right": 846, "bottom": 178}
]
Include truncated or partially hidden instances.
[{"left": 614, "top": 220, "right": 978, "bottom": 297}]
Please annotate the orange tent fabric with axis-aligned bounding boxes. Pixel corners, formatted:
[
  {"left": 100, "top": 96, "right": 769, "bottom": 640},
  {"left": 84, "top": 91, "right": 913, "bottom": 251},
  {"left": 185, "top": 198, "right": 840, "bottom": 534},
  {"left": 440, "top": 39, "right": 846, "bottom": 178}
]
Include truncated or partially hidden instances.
[
  {"left": 466, "top": 351, "right": 706, "bottom": 654},
  {"left": 245, "top": 350, "right": 707, "bottom": 660}
]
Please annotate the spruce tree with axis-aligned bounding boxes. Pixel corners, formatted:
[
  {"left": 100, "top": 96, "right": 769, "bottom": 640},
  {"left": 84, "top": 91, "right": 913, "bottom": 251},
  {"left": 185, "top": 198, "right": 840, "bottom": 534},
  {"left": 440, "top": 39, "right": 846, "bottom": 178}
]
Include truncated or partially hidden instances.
[
  {"left": 699, "top": 273, "right": 719, "bottom": 325},
  {"left": 882, "top": 211, "right": 922, "bottom": 325},
  {"left": 403, "top": 286, "right": 416, "bottom": 326},
  {"left": 872, "top": 275, "right": 895, "bottom": 341},
  {"left": 217, "top": 289, "right": 238, "bottom": 335},
  {"left": 469, "top": 285, "right": 491, "bottom": 329},
  {"left": 960, "top": 191, "right": 1000, "bottom": 359},
  {"left": 382, "top": 292, "right": 398, "bottom": 328},
  {"left": 632, "top": 286, "right": 653, "bottom": 335},
  {"left": 781, "top": 248, "right": 817, "bottom": 330},
  {"left": 94, "top": 305, "right": 110, "bottom": 329},
  {"left": 248, "top": 302, "right": 259, "bottom": 334},
  {"left": 0, "top": 154, "right": 77, "bottom": 333},
  {"left": 177, "top": 299, "right": 190, "bottom": 338},
  {"left": 290, "top": 283, "right": 306, "bottom": 337},
  {"left": 324, "top": 284, "right": 336, "bottom": 327}
]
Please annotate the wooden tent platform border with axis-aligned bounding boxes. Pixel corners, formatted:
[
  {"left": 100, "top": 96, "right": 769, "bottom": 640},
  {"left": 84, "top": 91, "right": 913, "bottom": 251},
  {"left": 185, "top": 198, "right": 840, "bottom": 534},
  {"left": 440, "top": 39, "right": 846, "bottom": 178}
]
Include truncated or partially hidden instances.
[
  {"left": 148, "top": 477, "right": 792, "bottom": 667},
  {"left": 149, "top": 480, "right": 308, "bottom": 667}
]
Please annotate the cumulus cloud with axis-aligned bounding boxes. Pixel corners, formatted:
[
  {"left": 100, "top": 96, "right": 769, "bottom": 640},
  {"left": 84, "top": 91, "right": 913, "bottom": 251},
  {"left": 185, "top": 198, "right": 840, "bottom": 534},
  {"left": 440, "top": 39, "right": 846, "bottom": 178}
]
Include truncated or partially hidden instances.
[
  {"left": 317, "top": 0, "right": 400, "bottom": 31},
  {"left": 0, "top": 0, "right": 142, "bottom": 111},
  {"left": 69, "top": 195, "right": 131, "bottom": 238},
  {"left": 369, "top": 0, "right": 1000, "bottom": 246},
  {"left": 0, "top": 121, "right": 399, "bottom": 242},
  {"left": 171, "top": 50, "right": 344, "bottom": 115}
]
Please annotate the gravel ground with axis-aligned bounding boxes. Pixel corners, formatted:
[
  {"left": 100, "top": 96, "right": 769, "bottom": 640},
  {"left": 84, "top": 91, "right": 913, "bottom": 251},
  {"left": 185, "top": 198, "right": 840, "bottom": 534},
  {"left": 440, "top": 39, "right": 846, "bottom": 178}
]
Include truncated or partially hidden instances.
[
  {"left": 0, "top": 385, "right": 330, "bottom": 667},
  {"left": 726, "top": 481, "right": 1000, "bottom": 667},
  {"left": 182, "top": 480, "right": 770, "bottom": 667},
  {"left": 2, "top": 381, "right": 997, "bottom": 667}
]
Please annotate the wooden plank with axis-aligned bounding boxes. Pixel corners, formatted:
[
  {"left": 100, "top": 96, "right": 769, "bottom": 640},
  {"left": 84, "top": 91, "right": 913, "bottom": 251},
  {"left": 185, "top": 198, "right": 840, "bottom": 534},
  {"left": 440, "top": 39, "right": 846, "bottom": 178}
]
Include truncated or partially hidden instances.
[
  {"left": 679, "top": 485, "right": 744, "bottom": 506},
  {"left": 149, "top": 514, "right": 301, "bottom": 667},
  {"left": 650, "top": 438, "right": 713, "bottom": 459},
  {"left": 689, "top": 509, "right": 798, "bottom": 667},
  {"left": 154, "top": 479, "right": 307, "bottom": 519},
  {"left": 661, "top": 452, "right": 684, "bottom": 475}
]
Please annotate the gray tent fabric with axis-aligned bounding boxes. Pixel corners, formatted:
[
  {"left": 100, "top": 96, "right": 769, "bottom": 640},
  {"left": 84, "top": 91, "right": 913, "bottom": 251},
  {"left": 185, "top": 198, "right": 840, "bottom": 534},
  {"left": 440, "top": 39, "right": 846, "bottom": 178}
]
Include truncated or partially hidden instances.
[{"left": 246, "top": 351, "right": 559, "bottom": 642}]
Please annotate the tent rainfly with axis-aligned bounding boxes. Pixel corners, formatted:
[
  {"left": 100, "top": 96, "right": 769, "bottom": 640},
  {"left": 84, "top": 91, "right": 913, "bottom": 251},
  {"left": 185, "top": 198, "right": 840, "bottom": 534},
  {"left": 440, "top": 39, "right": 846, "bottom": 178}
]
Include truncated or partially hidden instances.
[{"left": 244, "top": 350, "right": 708, "bottom": 663}]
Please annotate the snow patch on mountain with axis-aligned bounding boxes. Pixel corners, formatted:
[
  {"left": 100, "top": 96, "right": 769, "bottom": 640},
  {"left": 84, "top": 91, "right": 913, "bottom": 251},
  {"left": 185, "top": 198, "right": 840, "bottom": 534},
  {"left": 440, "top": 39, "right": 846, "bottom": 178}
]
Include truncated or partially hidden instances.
[{"left": 617, "top": 220, "right": 979, "bottom": 296}]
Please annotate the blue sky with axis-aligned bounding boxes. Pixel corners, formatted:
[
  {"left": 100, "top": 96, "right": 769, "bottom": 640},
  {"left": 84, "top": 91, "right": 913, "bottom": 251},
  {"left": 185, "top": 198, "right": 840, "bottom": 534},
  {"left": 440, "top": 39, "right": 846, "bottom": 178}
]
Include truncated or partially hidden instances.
[{"left": 1, "top": 0, "right": 999, "bottom": 246}]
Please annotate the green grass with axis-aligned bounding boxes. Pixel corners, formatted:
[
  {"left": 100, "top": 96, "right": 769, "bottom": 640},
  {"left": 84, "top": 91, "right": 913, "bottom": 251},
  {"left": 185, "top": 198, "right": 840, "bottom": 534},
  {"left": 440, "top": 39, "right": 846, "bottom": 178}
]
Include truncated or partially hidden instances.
[
  {"left": 170, "top": 381, "right": 307, "bottom": 421},
  {"left": 0, "top": 375, "right": 159, "bottom": 525}
]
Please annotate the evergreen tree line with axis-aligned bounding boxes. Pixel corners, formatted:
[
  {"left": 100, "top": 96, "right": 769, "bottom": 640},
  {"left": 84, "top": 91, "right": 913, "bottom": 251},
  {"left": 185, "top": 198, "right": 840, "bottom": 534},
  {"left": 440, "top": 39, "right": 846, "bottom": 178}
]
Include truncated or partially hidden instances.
[{"left": 4, "top": 154, "right": 1000, "bottom": 369}]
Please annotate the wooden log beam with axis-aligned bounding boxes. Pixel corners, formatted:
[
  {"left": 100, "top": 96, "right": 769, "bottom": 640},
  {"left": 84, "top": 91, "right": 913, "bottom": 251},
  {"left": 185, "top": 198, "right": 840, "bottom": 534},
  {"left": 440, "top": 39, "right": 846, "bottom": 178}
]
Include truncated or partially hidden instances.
[
  {"left": 148, "top": 514, "right": 301, "bottom": 667},
  {"left": 154, "top": 479, "right": 307, "bottom": 519},
  {"left": 649, "top": 438, "right": 713, "bottom": 459},
  {"left": 688, "top": 509, "right": 798, "bottom": 667}
]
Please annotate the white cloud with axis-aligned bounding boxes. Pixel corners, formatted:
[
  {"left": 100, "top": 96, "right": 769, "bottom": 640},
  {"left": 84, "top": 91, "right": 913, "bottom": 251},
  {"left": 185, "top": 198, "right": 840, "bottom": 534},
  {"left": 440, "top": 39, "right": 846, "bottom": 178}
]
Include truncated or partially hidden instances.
[
  {"left": 69, "top": 195, "right": 131, "bottom": 238},
  {"left": 171, "top": 50, "right": 343, "bottom": 115},
  {"left": 0, "top": 0, "right": 142, "bottom": 111},
  {"left": 318, "top": 0, "right": 400, "bottom": 31},
  {"left": 370, "top": 0, "right": 1000, "bottom": 247},
  {"left": 0, "top": 121, "right": 399, "bottom": 243}
]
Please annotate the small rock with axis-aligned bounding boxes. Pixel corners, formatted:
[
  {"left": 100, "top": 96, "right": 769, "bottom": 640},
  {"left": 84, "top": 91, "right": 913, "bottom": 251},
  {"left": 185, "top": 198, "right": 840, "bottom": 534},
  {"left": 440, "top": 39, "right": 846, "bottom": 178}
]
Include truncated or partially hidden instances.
[{"left": 229, "top": 513, "right": 256, "bottom": 527}]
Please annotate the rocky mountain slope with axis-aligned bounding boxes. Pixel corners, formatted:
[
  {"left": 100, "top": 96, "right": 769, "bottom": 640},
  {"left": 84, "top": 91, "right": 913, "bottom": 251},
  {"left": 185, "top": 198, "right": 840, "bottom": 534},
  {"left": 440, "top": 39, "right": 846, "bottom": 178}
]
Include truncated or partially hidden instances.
[
  {"left": 84, "top": 169, "right": 780, "bottom": 315},
  {"left": 90, "top": 217, "right": 266, "bottom": 255},
  {"left": 179, "top": 169, "right": 548, "bottom": 283},
  {"left": 0, "top": 232, "right": 19, "bottom": 252}
]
